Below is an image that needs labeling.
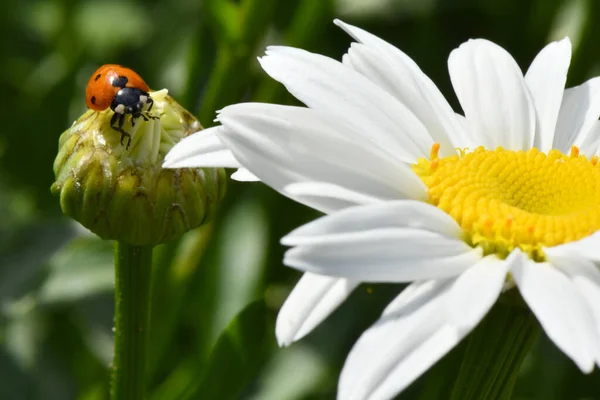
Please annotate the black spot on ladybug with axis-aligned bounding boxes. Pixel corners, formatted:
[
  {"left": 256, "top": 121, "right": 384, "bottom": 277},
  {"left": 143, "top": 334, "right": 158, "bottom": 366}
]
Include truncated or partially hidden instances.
[
  {"left": 112, "top": 75, "right": 129, "bottom": 88},
  {"left": 94, "top": 73, "right": 102, "bottom": 81},
  {"left": 91, "top": 96, "right": 96, "bottom": 104}
]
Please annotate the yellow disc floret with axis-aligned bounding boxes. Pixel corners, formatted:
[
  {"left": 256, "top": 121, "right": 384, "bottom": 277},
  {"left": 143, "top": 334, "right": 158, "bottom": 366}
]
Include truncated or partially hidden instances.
[{"left": 413, "top": 144, "right": 600, "bottom": 261}]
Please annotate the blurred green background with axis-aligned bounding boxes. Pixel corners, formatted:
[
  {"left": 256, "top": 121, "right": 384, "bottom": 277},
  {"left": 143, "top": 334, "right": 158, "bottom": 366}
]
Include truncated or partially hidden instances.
[{"left": 1, "top": 0, "right": 600, "bottom": 399}]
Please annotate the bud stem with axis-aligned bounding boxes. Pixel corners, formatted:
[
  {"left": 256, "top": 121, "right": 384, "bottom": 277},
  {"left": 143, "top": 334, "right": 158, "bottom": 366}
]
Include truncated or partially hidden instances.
[
  {"left": 111, "top": 242, "right": 154, "bottom": 400},
  {"left": 449, "top": 294, "right": 540, "bottom": 400}
]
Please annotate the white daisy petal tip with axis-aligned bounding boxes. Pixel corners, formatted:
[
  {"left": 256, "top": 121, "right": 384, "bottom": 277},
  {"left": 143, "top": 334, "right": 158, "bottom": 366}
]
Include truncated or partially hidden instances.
[
  {"left": 162, "top": 146, "right": 240, "bottom": 169},
  {"left": 451, "top": 38, "right": 516, "bottom": 61},
  {"left": 555, "top": 36, "right": 572, "bottom": 48},
  {"left": 231, "top": 168, "right": 260, "bottom": 182},
  {"left": 453, "top": 38, "right": 492, "bottom": 52},
  {"left": 162, "top": 126, "right": 241, "bottom": 169},
  {"left": 333, "top": 19, "right": 353, "bottom": 35},
  {"left": 275, "top": 331, "right": 295, "bottom": 347},
  {"left": 263, "top": 45, "right": 288, "bottom": 56},
  {"left": 162, "top": 159, "right": 175, "bottom": 168},
  {"left": 275, "top": 273, "right": 359, "bottom": 347},
  {"left": 332, "top": 19, "right": 370, "bottom": 46}
]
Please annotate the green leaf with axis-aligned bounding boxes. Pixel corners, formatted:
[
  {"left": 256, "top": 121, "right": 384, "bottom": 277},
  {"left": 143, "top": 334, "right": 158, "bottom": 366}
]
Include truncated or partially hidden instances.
[
  {"left": 204, "top": 196, "right": 270, "bottom": 350},
  {"left": 205, "top": 0, "right": 241, "bottom": 43},
  {"left": 0, "top": 222, "right": 76, "bottom": 302},
  {"left": 38, "top": 237, "right": 113, "bottom": 304},
  {"left": 184, "top": 299, "right": 274, "bottom": 400}
]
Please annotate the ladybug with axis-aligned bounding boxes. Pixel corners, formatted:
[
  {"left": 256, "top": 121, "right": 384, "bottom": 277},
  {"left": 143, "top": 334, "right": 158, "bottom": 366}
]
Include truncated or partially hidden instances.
[{"left": 85, "top": 64, "right": 158, "bottom": 149}]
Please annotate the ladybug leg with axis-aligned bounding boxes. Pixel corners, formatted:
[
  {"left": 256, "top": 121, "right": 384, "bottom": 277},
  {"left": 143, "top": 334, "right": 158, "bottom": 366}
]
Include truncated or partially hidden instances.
[
  {"left": 130, "top": 113, "right": 147, "bottom": 129},
  {"left": 145, "top": 97, "right": 159, "bottom": 120},
  {"left": 110, "top": 112, "right": 132, "bottom": 150}
]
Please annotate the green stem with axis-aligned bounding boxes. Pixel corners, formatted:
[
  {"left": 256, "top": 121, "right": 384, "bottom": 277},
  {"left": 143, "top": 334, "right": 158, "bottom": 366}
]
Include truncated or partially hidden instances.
[
  {"left": 198, "top": 0, "right": 277, "bottom": 124},
  {"left": 449, "top": 294, "right": 540, "bottom": 400},
  {"left": 111, "top": 242, "right": 154, "bottom": 400}
]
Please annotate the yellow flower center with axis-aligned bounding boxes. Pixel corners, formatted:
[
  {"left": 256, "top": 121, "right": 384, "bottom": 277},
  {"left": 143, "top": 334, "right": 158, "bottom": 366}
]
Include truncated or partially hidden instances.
[{"left": 412, "top": 144, "right": 600, "bottom": 261}]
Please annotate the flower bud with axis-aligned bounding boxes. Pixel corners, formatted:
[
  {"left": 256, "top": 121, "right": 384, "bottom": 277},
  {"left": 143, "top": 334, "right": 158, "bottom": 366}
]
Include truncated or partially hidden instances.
[{"left": 52, "top": 89, "right": 226, "bottom": 245}]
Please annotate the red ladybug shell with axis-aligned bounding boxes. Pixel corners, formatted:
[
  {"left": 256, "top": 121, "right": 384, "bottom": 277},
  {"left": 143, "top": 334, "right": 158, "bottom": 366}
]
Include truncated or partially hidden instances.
[{"left": 85, "top": 64, "right": 150, "bottom": 111}]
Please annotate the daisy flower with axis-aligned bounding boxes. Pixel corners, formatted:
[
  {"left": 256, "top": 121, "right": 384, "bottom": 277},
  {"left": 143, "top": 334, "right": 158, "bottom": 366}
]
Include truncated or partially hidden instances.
[{"left": 164, "top": 19, "right": 600, "bottom": 399}]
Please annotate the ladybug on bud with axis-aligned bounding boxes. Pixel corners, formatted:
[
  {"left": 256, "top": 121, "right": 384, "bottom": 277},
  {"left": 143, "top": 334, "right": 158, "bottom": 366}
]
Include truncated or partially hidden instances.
[{"left": 85, "top": 64, "right": 158, "bottom": 149}]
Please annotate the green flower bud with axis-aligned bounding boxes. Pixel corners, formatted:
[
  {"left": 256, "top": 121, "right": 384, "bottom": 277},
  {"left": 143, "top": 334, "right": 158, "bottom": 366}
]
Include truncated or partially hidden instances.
[{"left": 52, "top": 89, "right": 226, "bottom": 245}]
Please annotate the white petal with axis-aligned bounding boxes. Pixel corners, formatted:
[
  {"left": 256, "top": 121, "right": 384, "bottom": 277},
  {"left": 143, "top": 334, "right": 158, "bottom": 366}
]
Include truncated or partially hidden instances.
[
  {"left": 338, "top": 280, "right": 453, "bottom": 400},
  {"left": 580, "top": 120, "right": 600, "bottom": 157},
  {"left": 448, "top": 39, "right": 536, "bottom": 151},
  {"left": 339, "top": 276, "right": 493, "bottom": 400},
  {"left": 445, "top": 255, "right": 509, "bottom": 329},
  {"left": 380, "top": 279, "right": 448, "bottom": 317},
  {"left": 162, "top": 126, "right": 241, "bottom": 168},
  {"left": 336, "top": 19, "right": 471, "bottom": 151},
  {"left": 367, "top": 326, "right": 458, "bottom": 400},
  {"left": 276, "top": 273, "right": 359, "bottom": 347},
  {"left": 284, "top": 237, "right": 479, "bottom": 282},
  {"left": 341, "top": 53, "right": 352, "bottom": 67},
  {"left": 511, "top": 250, "right": 597, "bottom": 373},
  {"left": 554, "top": 77, "right": 600, "bottom": 153},
  {"left": 544, "top": 232, "right": 600, "bottom": 263},
  {"left": 282, "top": 200, "right": 463, "bottom": 245},
  {"left": 259, "top": 46, "right": 434, "bottom": 163},
  {"left": 283, "top": 182, "right": 382, "bottom": 209},
  {"left": 524, "top": 37, "right": 571, "bottom": 152},
  {"left": 550, "top": 257, "right": 600, "bottom": 364},
  {"left": 216, "top": 103, "right": 426, "bottom": 214},
  {"left": 231, "top": 168, "right": 260, "bottom": 182},
  {"left": 282, "top": 202, "right": 481, "bottom": 282}
]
